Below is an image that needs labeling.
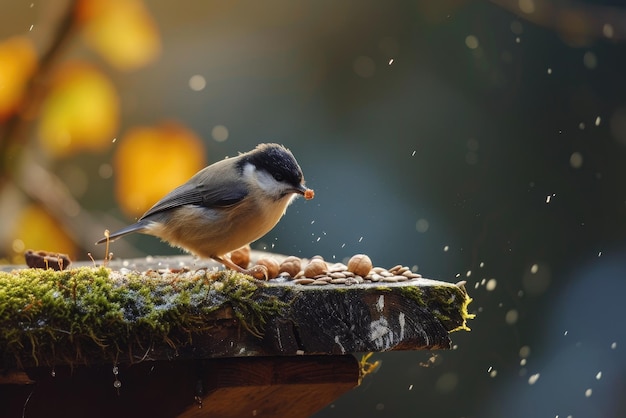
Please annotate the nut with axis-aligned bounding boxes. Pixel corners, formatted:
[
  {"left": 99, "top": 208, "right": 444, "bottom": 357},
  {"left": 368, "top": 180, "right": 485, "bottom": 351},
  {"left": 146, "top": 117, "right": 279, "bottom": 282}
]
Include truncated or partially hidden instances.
[
  {"left": 347, "top": 254, "right": 372, "bottom": 277},
  {"left": 25, "top": 249, "right": 71, "bottom": 271},
  {"left": 255, "top": 257, "right": 280, "bottom": 279},
  {"left": 303, "top": 259, "right": 327, "bottom": 278},
  {"left": 230, "top": 245, "right": 250, "bottom": 269},
  {"left": 279, "top": 256, "right": 302, "bottom": 277}
]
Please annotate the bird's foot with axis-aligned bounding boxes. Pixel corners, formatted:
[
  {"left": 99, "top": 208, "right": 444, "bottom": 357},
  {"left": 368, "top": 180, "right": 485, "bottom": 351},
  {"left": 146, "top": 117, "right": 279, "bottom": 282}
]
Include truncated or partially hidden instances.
[{"left": 212, "top": 255, "right": 268, "bottom": 280}]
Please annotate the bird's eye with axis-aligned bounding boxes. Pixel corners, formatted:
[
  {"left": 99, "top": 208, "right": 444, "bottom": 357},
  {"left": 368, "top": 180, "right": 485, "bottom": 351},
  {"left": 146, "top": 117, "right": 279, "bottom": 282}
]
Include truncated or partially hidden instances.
[{"left": 273, "top": 173, "right": 284, "bottom": 182}]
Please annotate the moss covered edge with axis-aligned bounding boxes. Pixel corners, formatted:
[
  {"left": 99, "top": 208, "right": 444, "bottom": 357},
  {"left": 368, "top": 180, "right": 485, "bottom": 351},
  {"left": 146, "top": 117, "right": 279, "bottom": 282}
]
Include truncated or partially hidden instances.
[
  {"left": 0, "top": 266, "right": 285, "bottom": 370},
  {"left": 399, "top": 282, "right": 475, "bottom": 333}
]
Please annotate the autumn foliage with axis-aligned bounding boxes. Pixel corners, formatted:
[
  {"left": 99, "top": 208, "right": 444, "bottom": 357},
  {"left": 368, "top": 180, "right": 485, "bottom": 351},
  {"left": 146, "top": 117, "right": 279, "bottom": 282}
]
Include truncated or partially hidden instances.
[{"left": 0, "top": 1, "right": 206, "bottom": 263}]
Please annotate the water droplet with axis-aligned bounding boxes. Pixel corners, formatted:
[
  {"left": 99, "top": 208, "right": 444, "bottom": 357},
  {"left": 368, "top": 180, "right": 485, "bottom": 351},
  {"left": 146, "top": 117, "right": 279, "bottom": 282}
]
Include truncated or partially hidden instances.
[
  {"left": 528, "top": 373, "right": 540, "bottom": 385},
  {"left": 112, "top": 366, "right": 119, "bottom": 375},
  {"left": 113, "top": 379, "right": 122, "bottom": 388}
]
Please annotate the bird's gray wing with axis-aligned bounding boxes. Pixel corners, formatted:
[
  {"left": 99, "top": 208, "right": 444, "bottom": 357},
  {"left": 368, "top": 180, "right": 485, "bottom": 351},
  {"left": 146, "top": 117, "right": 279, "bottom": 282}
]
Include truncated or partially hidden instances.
[{"left": 140, "top": 179, "right": 249, "bottom": 220}]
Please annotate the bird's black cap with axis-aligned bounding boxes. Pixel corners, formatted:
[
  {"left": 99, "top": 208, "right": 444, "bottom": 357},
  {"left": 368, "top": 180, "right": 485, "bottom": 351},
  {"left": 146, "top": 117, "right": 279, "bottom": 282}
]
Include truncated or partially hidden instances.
[{"left": 242, "top": 143, "right": 304, "bottom": 189}]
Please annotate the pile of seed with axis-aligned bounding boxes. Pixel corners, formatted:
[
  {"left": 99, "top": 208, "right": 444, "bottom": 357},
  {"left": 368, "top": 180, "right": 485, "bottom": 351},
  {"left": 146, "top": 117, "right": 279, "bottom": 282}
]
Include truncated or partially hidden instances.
[{"left": 254, "top": 254, "right": 422, "bottom": 286}]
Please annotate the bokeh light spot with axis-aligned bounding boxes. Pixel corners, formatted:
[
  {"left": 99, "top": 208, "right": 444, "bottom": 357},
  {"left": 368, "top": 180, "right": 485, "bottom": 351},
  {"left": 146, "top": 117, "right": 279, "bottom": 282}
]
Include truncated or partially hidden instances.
[
  {"left": 569, "top": 152, "right": 583, "bottom": 169},
  {"left": 211, "top": 125, "right": 229, "bottom": 142},
  {"left": 583, "top": 51, "right": 597, "bottom": 69},
  {"left": 99, "top": 163, "right": 113, "bottom": 179},
  {"left": 465, "top": 35, "right": 479, "bottom": 50},
  {"left": 415, "top": 218, "right": 429, "bottom": 233},
  {"left": 189, "top": 74, "right": 206, "bottom": 91},
  {"left": 505, "top": 309, "right": 519, "bottom": 325}
]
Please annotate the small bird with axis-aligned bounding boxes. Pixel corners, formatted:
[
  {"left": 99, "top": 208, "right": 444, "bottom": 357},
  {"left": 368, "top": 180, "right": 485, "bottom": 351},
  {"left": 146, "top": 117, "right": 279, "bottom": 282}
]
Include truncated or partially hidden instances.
[{"left": 96, "top": 143, "right": 314, "bottom": 278}]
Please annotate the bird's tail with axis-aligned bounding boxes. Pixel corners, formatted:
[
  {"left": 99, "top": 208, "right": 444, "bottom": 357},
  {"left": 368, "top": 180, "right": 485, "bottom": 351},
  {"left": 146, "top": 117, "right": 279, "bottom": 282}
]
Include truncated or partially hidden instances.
[{"left": 95, "top": 221, "right": 148, "bottom": 245}]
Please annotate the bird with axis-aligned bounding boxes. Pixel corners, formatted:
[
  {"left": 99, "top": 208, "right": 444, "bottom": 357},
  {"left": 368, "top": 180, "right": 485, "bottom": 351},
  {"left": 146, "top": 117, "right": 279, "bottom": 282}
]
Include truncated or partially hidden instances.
[{"left": 96, "top": 143, "right": 314, "bottom": 279}]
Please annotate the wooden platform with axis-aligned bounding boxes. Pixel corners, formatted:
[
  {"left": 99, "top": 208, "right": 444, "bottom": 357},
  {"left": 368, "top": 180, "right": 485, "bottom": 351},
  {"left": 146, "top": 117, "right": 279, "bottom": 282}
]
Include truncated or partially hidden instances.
[{"left": 0, "top": 254, "right": 473, "bottom": 417}]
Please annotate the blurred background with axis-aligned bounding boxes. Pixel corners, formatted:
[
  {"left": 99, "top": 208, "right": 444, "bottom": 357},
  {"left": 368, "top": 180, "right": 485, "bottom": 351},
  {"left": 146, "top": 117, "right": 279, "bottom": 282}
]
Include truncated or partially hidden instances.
[{"left": 2, "top": 0, "right": 626, "bottom": 416}]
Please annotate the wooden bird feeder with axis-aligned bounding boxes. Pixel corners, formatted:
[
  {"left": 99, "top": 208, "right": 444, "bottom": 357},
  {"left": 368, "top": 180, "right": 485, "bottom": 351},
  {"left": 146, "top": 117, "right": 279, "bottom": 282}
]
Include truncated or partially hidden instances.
[{"left": 0, "top": 252, "right": 474, "bottom": 418}]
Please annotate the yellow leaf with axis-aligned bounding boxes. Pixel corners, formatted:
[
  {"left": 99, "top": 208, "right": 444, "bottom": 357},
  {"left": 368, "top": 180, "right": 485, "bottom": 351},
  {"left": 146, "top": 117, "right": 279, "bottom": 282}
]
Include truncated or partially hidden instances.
[
  {"left": 114, "top": 122, "right": 206, "bottom": 217},
  {"left": 0, "top": 36, "right": 37, "bottom": 120},
  {"left": 38, "top": 62, "right": 119, "bottom": 158},
  {"left": 11, "top": 204, "right": 76, "bottom": 262},
  {"left": 77, "top": 0, "right": 161, "bottom": 70}
]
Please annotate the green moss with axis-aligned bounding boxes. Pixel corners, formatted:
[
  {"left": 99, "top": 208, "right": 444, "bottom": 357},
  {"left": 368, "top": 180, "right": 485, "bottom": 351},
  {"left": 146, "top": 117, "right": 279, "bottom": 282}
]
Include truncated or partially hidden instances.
[
  {"left": 399, "top": 283, "right": 474, "bottom": 333},
  {"left": 0, "top": 267, "right": 285, "bottom": 369}
]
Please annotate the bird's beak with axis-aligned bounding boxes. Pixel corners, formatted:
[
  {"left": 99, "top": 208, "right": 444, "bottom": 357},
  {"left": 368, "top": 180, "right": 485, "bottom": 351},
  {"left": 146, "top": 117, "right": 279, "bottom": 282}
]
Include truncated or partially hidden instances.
[
  {"left": 293, "top": 184, "right": 315, "bottom": 200},
  {"left": 293, "top": 184, "right": 308, "bottom": 195}
]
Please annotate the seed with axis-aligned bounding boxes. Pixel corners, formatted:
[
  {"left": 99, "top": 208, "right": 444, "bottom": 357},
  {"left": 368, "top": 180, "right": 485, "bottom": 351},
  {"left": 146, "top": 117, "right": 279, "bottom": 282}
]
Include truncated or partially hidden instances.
[
  {"left": 389, "top": 264, "right": 403, "bottom": 273},
  {"left": 255, "top": 257, "right": 280, "bottom": 279},
  {"left": 230, "top": 245, "right": 250, "bottom": 269},
  {"left": 402, "top": 270, "right": 415, "bottom": 278},
  {"left": 304, "top": 259, "right": 327, "bottom": 278},
  {"left": 279, "top": 256, "right": 302, "bottom": 277},
  {"left": 372, "top": 267, "right": 385, "bottom": 273},
  {"left": 330, "top": 272, "right": 346, "bottom": 279},
  {"left": 329, "top": 263, "right": 348, "bottom": 272},
  {"left": 312, "top": 279, "right": 329, "bottom": 285},
  {"left": 394, "top": 275, "right": 408, "bottom": 282},
  {"left": 294, "top": 278, "right": 315, "bottom": 285},
  {"left": 383, "top": 276, "right": 399, "bottom": 283},
  {"left": 304, "top": 188, "right": 315, "bottom": 200},
  {"left": 395, "top": 266, "right": 409, "bottom": 275},
  {"left": 331, "top": 278, "right": 347, "bottom": 284},
  {"left": 347, "top": 254, "right": 373, "bottom": 277}
]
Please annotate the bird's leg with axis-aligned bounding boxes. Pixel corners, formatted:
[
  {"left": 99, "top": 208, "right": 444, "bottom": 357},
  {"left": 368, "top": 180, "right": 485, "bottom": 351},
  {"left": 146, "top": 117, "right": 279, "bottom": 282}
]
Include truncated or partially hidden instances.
[{"left": 212, "top": 255, "right": 268, "bottom": 280}]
